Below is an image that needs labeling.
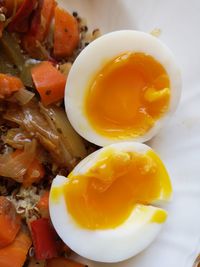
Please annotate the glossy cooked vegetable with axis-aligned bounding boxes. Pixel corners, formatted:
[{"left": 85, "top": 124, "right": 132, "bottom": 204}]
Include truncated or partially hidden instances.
[
  {"left": 2, "top": 128, "right": 32, "bottom": 150},
  {"left": 7, "top": 0, "right": 38, "bottom": 33},
  {"left": 22, "top": 0, "right": 56, "bottom": 59},
  {"left": 4, "top": 102, "right": 87, "bottom": 169},
  {"left": 28, "top": 258, "right": 45, "bottom": 267},
  {"left": 0, "top": 74, "right": 24, "bottom": 99},
  {"left": 0, "top": 139, "right": 37, "bottom": 182},
  {"left": 31, "top": 61, "right": 66, "bottom": 106},
  {"left": 46, "top": 257, "right": 88, "bottom": 267},
  {"left": 36, "top": 191, "right": 50, "bottom": 218},
  {"left": 0, "top": 31, "right": 25, "bottom": 71},
  {"left": 30, "top": 218, "right": 58, "bottom": 260},
  {"left": 54, "top": 6, "right": 80, "bottom": 58},
  {"left": 13, "top": 88, "right": 35, "bottom": 105},
  {"left": 0, "top": 197, "right": 21, "bottom": 248},
  {"left": 0, "top": 228, "right": 32, "bottom": 267},
  {"left": 0, "top": 22, "right": 4, "bottom": 38}
]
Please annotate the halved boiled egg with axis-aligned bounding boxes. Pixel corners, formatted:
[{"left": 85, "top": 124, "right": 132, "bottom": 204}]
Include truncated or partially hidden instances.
[
  {"left": 49, "top": 142, "right": 172, "bottom": 262},
  {"left": 65, "top": 30, "right": 181, "bottom": 146}
]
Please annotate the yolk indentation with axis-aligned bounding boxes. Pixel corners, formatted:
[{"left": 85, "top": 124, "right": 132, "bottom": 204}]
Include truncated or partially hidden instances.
[
  {"left": 85, "top": 52, "right": 170, "bottom": 139},
  {"left": 64, "top": 149, "right": 171, "bottom": 229}
]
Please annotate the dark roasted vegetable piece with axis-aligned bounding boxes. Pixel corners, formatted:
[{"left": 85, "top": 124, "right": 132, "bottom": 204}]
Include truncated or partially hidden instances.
[
  {"left": 7, "top": 0, "right": 38, "bottom": 33},
  {"left": 22, "top": 0, "right": 56, "bottom": 59},
  {"left": 0, "top": 31, "right": 25, "bottom": 71}
]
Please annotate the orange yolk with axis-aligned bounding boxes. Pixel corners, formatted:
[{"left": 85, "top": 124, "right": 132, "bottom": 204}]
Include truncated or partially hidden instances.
[
  {"left": 85, "top": 52, "right": 170, "bottom": 138},
  {"left": 63, "top": 149, "right": 171, "bottom": 229}
]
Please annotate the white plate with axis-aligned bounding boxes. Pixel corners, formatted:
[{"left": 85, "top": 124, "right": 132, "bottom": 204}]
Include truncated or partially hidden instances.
[{"left": 58, "top": 1, "right": 200, "bottom": 266}]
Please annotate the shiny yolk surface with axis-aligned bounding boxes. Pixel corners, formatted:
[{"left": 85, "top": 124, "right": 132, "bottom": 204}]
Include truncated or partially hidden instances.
[
  {"left": 63, "top": 149, "right": 171, "bottom": 229},
  {"left": 85, "top": 52, "right": 170, "bottom": 138}
]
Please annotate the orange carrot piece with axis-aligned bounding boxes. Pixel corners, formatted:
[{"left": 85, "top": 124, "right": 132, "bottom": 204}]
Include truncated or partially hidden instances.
[
  {"left": 35, "top": 0, "right": 57, "bottom": 41},
  {"left": 46, "top": 257, "right": 87, "bottom": 267},
  {"left": 54, "top": 6, "right": 80, "bottom": 58},
  {"left": 37, "top": 191, "right": 50, "bottom": 218},
  {"left": 0, "top": 229, "right": 32, "bottom": 267},
  {"left": 23, "top": 158, "right": 45, "bottom": 187},
  {"left": 12, "top": 149, "right": 45, "bottom": 187},
  {"left": 0, "top": 197, "right": 21, "bottom": 248},
  {"left": 0, "top": 74, "right": 24, "bottom": 99},
  {"left": 31, "top": 61, "right": 66, "bottom": 105}
]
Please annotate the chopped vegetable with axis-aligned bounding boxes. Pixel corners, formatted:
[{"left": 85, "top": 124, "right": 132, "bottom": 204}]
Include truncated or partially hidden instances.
[
  {"left": 3, "top": 128, "right": 31, "bottom": 150},
  {"left": 0, "top": 139, "right": 37, "bottom": 182},
  {"left": 22, "top": 0, "right": 56, "bottom": 59},
  {"left": 0, "top": 22, "right": 4, "bottom": 38},
  {"left": 10, "top": 148, "right": 45, "bottom": 186},
  {"left": 0, "top": 228, "right": 32, "bottom": 267},
  {"left": 20, "top": 61, "right": 40, "bottom": 88},
  {"left": 36, "top": 191, "right": 50, "bottom": 218},
  {"left": 4, "top": 102, "right": 87, "bottom": 169},
  {"left": 7, "top": 0, "right": 38, "bottom": 33},
  {"left": 13, "top": 88, "right": 35, "bottom": 105},
  {"left": 3, "top": 0, "right": 19, "bottom": 17},
  {"left": 46, "top": 257, "right": 88, "bottom": 267},
  {"left": 0, "top": 196, "right": 21, "bottom": 248},
  {"left": 28, "top": 258, "right": 45, "bottom": 267},
  {"left": 0, "top": 73, "right": 24, "bottom": 99},
  {"left": 59, "top": 62, "right": 72, "bottom": 76},
  {"left": 40, "top": 105, "right": 87, "bottom": 159},
  {"left": 0, "top": 31, "right": 25, "bottom": 71},
  {"left": 31, "top": 61, "right": 66, "bottom": 105},
  {"left": 23, "top": 157, "right": 45, "bottom": 187},
  {"left": 54, "top": 6, "right": 80, "bottom": 58},
  {"left": 30, "top": 218, "right": 58, "bottom": 260}
]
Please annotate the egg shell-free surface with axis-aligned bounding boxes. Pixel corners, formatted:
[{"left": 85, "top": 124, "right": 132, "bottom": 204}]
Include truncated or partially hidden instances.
[
  {"left": 50, "top": 142, "right": 171, "bottom": 262},
  {"left": 65, "top": 30, "right": 181, "bottom": 146}
]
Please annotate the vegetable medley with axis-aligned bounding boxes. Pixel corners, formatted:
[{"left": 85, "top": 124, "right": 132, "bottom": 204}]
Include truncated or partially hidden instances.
[{"left": 0, "top": 0, "right": 100, "bottom": 266}]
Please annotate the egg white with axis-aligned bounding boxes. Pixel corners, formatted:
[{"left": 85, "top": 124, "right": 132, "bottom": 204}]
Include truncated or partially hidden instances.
[
  {"left": 65, "top": 30, "right": 182, "bottom": 147},
  {"left": 49, "top": 142, "right": 172, "bottom": 262}
]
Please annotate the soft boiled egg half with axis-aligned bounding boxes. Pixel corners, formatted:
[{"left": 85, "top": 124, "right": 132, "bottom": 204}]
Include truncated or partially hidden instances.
[
  {"left": 65, "top": 30, "right": 181, "bottom": 146},
  {"left": 49, "top": 142, "right": 172, "bottom": 262}
]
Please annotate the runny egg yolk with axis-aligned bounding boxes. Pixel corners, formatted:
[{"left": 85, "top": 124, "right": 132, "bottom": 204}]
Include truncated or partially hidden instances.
[
  {"left": 85, "top": 52, "right": 170, "bottom": 138},
  {"left": 63, "top": 149, "right": 171, "bottom": 229}
]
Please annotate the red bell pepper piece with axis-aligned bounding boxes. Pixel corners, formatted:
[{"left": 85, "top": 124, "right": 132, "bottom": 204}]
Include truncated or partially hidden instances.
[
  {"left": 7, "top": 0, "right": 38, "bottom": 33},
  {"left": 22, "top": 0, "right": 56, "bottom": 59},
  {"left": 30, "top": 218, "right": 58, "bottom": 260}
]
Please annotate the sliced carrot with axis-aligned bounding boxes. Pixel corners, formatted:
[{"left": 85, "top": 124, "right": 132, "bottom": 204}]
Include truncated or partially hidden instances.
[
  {"left": 37, "top": 191, "right": 50, "bottom": 218},
  {"left": 0, "top": 74, "right": 24, "bottom": 99},
  {"left": 0, "top": 229, "right": 32, "bottom": 267},
  {"left": 31, "top": 61, "right": 66, "bottom": 105},
  {"left": 46, "top": 257, "right": 87, "bottom": 267},
  {"left": 22, "top": 0, "right": 57, "bottom": 59},
  {"left": 23, "top": 158, "right": 45, "bottom": 187},
  {"left": 0, "top": 197, "right": 21, "bottom": 248},
  {"left": 12, "top": 149, "right": 45, "bottom": 187},
  {"left": 34, "top": 0, "right": 57, "bottom": 41},
  {"left": 54, "top": 6, "right": 80, "bottom": 58}
]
